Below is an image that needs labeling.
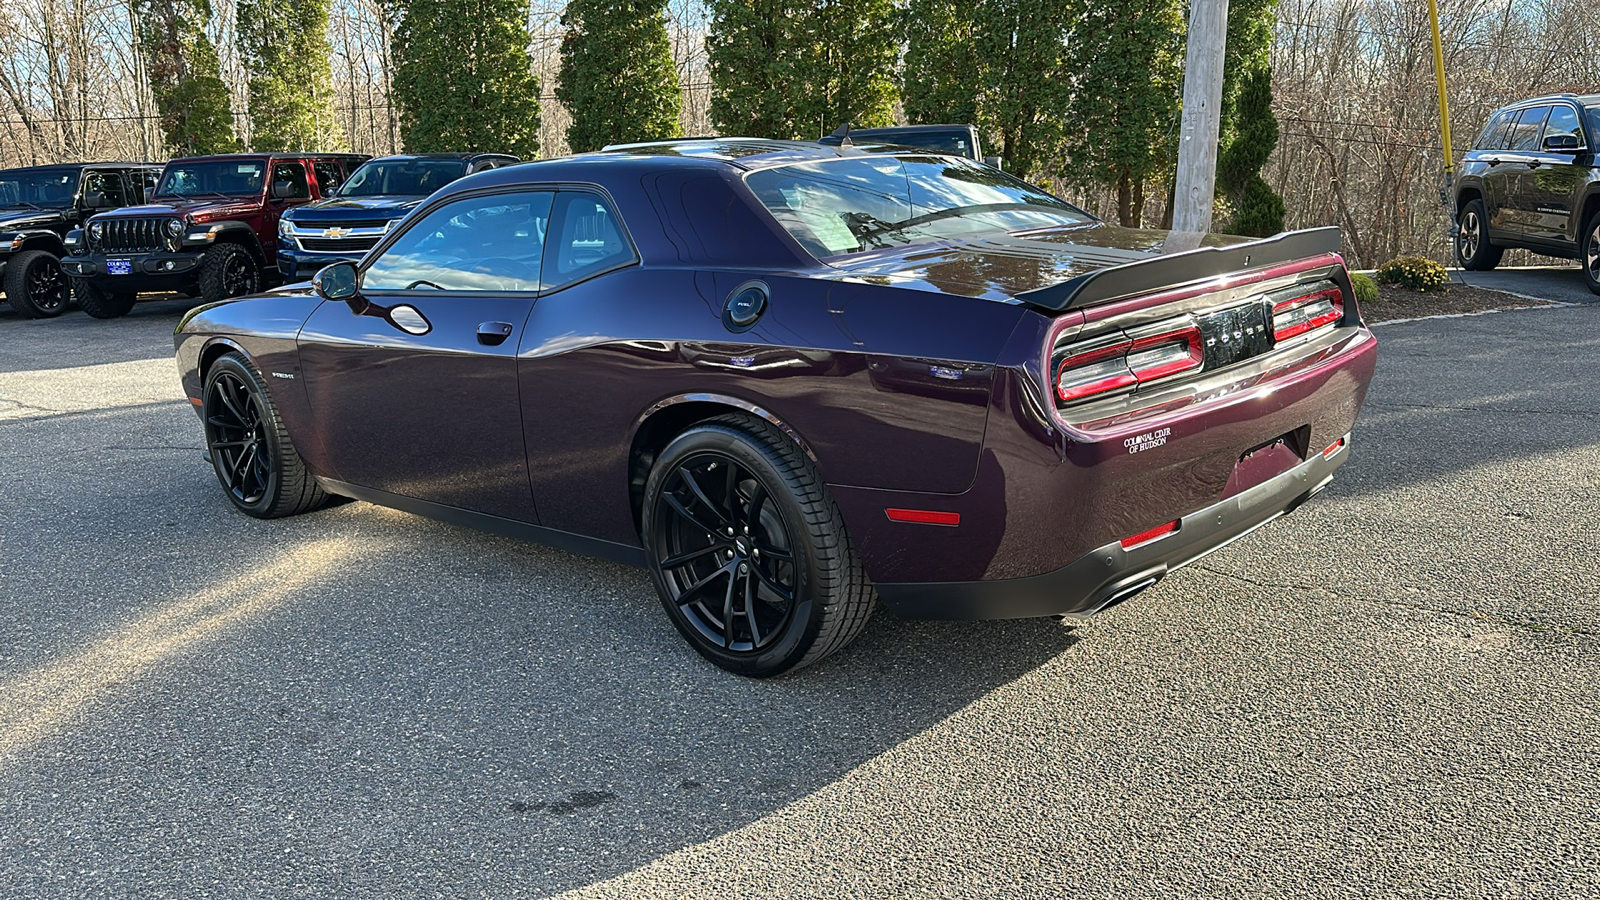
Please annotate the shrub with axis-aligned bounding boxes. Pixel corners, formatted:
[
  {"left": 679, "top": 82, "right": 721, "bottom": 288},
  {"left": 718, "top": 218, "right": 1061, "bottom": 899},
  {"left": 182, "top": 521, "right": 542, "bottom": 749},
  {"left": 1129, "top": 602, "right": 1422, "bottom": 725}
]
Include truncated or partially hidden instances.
[
  {"left": 1375, "top": 256, "right": 1449, "bottom": 292},
  {"left": 1349, "top": 272, "right": 1380, "bottom": 304}
]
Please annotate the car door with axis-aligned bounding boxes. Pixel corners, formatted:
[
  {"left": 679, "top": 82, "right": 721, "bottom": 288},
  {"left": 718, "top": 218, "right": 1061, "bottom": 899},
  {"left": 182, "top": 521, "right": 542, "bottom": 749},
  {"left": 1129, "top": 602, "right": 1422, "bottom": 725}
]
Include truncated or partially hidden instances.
[
  {"left": 1522, "top": 103, "right": 1589, "bottom": 244},
  {"left": 262, "top": 161, "right": 313, "bottom": 262},
  {"left": 1491, "top": 105, "right": 1552, "bottom": 237},
  {"left": 297, "top": 188, "right": 554, "bottom": 522}
]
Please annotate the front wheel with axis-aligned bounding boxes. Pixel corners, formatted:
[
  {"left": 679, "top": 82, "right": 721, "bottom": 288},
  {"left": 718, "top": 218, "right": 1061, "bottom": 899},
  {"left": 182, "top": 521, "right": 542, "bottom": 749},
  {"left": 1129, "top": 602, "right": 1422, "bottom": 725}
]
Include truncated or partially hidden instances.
[
  {"left": 72, "top": 278, "right": 136, "bottom": 319},
  {"left": 202, "top": 353, "right": 329, "bottom": 518},
  {"left": 197, "top": 243, "right": 260, "bottom": 304},
  {"left": 1582, "top": 211, "right": 1600, "bottom": 297},
  {"left": 1455, "top": 198, "right": 1503, "bottom": 271},
  {"left": 3, "top": 250, "right": 69, "bottom": 318},
  {"left": 641, "top": 415, "right": 875, "bottom": 677}
]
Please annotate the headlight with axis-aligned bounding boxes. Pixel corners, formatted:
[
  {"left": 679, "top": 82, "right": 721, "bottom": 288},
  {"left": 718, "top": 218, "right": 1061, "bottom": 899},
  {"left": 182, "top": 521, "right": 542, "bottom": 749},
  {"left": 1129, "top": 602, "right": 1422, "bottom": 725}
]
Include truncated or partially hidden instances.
[
  {"left": 88, "top": 221, "right": 103, "bottom": 242},
  {"left": 165, "top": 217, "right": 184, "bottom": 237},
  {"left": 279, "top": 217, "right": 294, "bottom": 237}
]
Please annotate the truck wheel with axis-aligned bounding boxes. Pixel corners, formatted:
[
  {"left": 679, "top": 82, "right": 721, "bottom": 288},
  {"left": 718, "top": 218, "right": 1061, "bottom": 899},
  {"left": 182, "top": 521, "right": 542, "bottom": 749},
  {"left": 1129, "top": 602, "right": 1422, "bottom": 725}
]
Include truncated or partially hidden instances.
[
  {"left": 641, "top": 414, "right": 875, "bottom": 677},
  {"left": 1583, "top": 211, "right": 1600, "bottom": 297},
  {"left": 3, "top": 250, "right": 69, "bottom": 318},
  {"left": 197, "top": 243, "right": 260, "bottom": 304},
  {"left": 72, "top": 278, "right": 137, "bottom": 319},
  {"left": 1455, "top": 199, "right": 1502, "bottom": 271}
]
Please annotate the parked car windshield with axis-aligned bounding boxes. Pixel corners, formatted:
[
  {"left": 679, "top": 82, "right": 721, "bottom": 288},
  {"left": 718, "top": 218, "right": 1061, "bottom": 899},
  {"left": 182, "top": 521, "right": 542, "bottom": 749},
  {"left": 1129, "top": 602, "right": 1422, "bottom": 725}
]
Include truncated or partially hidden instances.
[
  {"left": 338, "top": 158, "right": 468, "bottom": 197},
  {"left": 0, "top": 167, "right": 79, "bottom": 208},
  {"left": 745, "top": 155, "right": 1090, "bottom": 259},
  {"left": 154, "top": 160, "right": 266, "bottom": 199}
]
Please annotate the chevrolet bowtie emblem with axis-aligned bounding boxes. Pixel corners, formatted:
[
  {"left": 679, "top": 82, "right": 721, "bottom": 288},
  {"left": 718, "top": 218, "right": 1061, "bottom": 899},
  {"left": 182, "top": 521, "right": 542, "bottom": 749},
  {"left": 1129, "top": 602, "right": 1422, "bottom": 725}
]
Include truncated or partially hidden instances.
[{"left": 321, "top": 227, "right": 349, "bottom": 239}]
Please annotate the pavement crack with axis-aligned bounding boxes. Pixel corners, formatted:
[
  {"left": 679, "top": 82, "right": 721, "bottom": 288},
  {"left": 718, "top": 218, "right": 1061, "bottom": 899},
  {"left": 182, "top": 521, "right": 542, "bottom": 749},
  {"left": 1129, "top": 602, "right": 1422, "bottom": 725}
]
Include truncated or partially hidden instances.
[{"left": 1190, "top": 564, "right": 1600, "bottom": 639}]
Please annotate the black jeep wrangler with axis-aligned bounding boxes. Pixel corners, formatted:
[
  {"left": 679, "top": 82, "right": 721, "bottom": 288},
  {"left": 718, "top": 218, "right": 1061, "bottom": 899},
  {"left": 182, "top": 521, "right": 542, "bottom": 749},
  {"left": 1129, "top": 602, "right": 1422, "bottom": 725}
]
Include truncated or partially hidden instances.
[
  {"left": 0, "top": 163, "right": 162, "bottom": 317},
  {"left": 1456, "top": 93, "right": 1600, "bottom": 293}
]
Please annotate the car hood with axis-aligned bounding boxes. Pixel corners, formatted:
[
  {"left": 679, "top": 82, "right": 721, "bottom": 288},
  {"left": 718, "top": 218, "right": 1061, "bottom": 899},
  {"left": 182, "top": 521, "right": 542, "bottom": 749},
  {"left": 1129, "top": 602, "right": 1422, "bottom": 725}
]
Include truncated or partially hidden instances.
[
  {"left": 826, "top": 223, "right": 1254, "bottom": 302},
  {"left": 0, "top": 207, "right": 68, "bottom": 231},
  {"left": 96, "top": 198, "right": 262, "bottom": 222},
  {"left": 286, "top": 195, "right": 425, "bottom": 224}
]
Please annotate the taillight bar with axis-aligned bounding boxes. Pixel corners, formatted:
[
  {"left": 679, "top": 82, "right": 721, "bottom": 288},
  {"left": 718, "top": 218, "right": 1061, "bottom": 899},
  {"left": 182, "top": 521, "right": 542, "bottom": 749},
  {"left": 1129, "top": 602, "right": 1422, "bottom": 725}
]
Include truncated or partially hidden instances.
[
  {"left": 1272, "top": 287, "right": 1344, "bottom": 341},
  {"left": 1054, "top": 324, "right": 1203, "bottom": 405},
  {"left": 1121, "top": 519, "right": 1179, "bottom": 549}
]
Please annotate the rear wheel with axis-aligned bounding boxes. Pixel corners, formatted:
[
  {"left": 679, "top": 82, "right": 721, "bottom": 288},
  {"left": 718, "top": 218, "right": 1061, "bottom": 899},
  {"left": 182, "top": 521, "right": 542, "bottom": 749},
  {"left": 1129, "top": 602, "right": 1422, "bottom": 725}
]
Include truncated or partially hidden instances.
[
  {"left": 1583, "top": 211, "right": 1600, "bottom": 296},
  {"left": 1455, "top": 198, "right": 1502, "bottom": 271},
  {"left": 72, "top": 278, "right": 136, "bottom": 319},
  {"left": 197, "top": 243, "right": 260, "bottom": 304},
  {"left": 3, "top": 250, "right": 69, "bottom": 318},
  {"left": 641, "top": 415, "right": 874, "bottom": 677},
  {"left": 202, "top": 352, "right": 329, "bottom": 518}
]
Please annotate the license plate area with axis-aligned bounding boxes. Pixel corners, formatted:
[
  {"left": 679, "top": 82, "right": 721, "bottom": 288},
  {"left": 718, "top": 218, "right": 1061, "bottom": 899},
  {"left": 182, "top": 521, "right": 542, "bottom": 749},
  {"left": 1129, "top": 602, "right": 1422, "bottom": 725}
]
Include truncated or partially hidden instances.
[
  {"left": 1198, "top": 301, "right": 1274, "bottom": 370},
  {"left": 107, "top": 258, "right": 132, "bottom": 275}
]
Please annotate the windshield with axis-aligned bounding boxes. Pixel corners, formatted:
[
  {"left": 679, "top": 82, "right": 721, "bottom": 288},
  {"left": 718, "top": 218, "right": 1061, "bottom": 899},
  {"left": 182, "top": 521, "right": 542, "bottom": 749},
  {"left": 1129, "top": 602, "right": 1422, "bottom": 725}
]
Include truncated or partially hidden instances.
[
  {"left": 338, "top": 158, "right": 468, "bottom": 197},
  {"left": 154, "top": 160, "right": 266, "bottom": 199},
  {"left": 0, "top": 168, "right": 78, "bottom": 208},
  {"left": 745, "top": 155, "right": 1090, "bottom": 259}
]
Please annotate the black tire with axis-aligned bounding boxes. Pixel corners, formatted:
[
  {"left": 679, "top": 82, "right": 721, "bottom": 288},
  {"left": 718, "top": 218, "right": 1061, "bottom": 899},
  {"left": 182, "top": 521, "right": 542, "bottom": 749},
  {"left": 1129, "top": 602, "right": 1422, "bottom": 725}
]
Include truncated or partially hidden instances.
[
  {"left": 197, "top": 242, "right": 260, "bottom": 304},
  {"left": 72, "top": 277, "right": 137, "bottom": 319},
  {"left": 641, "top": 414, "right": 874, "bottom": 677},
  {"left": 1455, "top": 198, "right": 1503, "bottom": 271},
  {"left": 202, "top": 352, "right": 329, "bottom": 519},
  {"left": 3, "top": 249, "right": 70, "bottom": 318},
  {"left": 1582, "top": 210, "right": 1600, "bottom": 297}
]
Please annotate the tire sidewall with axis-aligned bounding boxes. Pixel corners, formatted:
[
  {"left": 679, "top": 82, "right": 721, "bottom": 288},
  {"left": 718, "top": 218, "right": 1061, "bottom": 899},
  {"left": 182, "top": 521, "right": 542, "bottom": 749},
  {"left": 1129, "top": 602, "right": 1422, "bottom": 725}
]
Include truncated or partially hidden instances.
[
  {"left": 203, "top": 354, "right": 287, "bottom": 517},
  {"left": 642, "top": 425, "right": 824, "bottom": 676},
  {"left": 72, "top": 277, "right": 136, "bottom": 318},
  {"left": 5, "top": 250, "right": 67, "bottom": 317},
  {"left": 201, "top": 243, "right": 259, "bottom": 303},
  {"left": 1583, "top": 212, "right": 1600, "bottom": 293},
  {"left": 1457, "top": 199, "right": 1491, "bottom": 270}
]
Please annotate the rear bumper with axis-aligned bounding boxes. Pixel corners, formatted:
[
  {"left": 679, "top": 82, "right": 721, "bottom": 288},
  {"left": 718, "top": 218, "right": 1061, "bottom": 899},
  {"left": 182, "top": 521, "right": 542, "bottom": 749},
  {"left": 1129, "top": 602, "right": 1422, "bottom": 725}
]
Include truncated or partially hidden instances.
[{"left": 874, "top": 434, "right": 1349, "bottom": 620}]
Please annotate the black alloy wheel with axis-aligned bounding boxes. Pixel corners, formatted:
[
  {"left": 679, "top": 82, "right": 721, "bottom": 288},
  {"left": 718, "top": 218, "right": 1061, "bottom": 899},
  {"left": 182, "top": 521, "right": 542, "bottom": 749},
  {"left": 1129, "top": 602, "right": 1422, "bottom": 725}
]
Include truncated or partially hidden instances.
[
  {"left": 1584, "top": 210, "right": 1600, "bottom": 296},
  {"left": 201, "top": 353, "right": 328, "bottom": 518},
  {"left": 198, "top": 243, "right": 260, "bottom": 304},
  {"left": 642, "top": 415, "right": 875, "bottom": 677},
  {"left": 3, "top": 250, "right": 69, "bottom": 318},
  {"left": 1455, "top": 198, "right": 1503, "bottom": 271}
]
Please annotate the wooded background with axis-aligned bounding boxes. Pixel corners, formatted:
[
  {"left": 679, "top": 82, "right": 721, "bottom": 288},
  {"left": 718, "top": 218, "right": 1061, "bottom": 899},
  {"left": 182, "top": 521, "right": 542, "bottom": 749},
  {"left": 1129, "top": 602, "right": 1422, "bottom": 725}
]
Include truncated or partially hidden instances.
[{"left": 2, "top": 0, "right": 1596, "bottom": 267}]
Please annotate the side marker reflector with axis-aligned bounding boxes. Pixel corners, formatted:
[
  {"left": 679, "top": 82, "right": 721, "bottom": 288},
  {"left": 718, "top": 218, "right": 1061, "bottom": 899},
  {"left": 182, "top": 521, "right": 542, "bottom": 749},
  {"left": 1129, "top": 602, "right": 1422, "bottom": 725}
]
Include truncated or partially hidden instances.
[
  {"left": 885, "top": 508, "right": 961, "bottom": 526},
  {"left": 188, "top": 397, "right": 203, "bottom": 406},
  {"left": 1120, "top": 519, "right": 1179, "bottom": 550},
  {"left": 1322, "top": 437, "right": 1347, "bottom": 459}
]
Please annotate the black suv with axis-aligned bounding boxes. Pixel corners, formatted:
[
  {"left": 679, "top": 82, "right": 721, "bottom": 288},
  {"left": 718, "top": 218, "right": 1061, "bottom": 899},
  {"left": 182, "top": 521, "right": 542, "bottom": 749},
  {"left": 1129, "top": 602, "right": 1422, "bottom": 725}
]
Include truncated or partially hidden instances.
[
  {"left": 0, "top": 162, "right": 162, "bottom": 317},
  {"left": 1456, "top": 93, "right": 1600, "bottom": 292}
]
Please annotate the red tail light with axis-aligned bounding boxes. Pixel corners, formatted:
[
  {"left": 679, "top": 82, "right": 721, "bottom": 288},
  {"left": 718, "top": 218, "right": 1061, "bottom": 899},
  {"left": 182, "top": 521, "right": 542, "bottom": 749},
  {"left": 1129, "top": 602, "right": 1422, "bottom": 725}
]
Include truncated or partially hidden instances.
[
  {"left": 1054, "top": 324, "right": 1203, "bottom": 405},
  {"left": 1272, "top": 287, "right": 1344, "bottom": 341},
  {"left": 1121, "top": 519, "right": 1179, "bottom": 549}
]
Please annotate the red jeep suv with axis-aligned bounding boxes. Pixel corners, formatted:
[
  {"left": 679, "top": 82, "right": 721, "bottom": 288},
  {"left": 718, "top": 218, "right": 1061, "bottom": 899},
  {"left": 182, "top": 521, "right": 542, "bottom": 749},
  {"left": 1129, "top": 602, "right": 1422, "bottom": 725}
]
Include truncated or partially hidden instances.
[{"left": 63, "top": 152, "right": 367, "bottom": 318}]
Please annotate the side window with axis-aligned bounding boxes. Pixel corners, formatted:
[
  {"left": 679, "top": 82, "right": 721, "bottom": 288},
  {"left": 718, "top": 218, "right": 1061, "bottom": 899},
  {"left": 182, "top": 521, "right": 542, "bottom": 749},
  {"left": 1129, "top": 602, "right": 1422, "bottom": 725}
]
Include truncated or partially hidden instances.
[
  {"left": 271, "top": 163, "right": 310, "bottom": 200},
  {"left": 83, "top": 171, "right": 128, "bottom": 206},
  {"left": 363, "top": 190, "right": 553, "bottom": 293},
  {"left": 1543, "top": 105, "right": 1584, "bottom": 148},
  {"left": 542, "top": 192, "right": 636, "bottom": 289},
  {"left": 1508, "top": 106, "right": 1551, "bottom": 152},
  {"left": 1475, "top": 111, "right": 1512, "bottom": 150},
  {"left": 313, "top": 160, "right": 346, "bottom": 195}
]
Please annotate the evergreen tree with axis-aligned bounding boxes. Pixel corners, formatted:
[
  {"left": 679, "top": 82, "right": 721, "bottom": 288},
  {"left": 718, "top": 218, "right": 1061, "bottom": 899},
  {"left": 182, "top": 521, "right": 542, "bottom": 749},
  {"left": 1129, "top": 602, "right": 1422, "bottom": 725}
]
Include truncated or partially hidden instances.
[
  {"left": 708, "top": 0, "right": 898, "bottom": 140},
  {"left": 902, "top": 0, "right": 981, "bottom": 128},
  {"left": 558, "top": 0, "right": 682, "bottom": 153},
  {"left": 1217, "top": 0, "right": 1284, "bottom": 236},
  {"left": 238, "top": 0, "right": 341, "bottom": 151},
  {"left": 391, "top": 0, "right": 541, "bottom": 157},
  {"left": 135, "top": 0, "right": 241, "bottom": 155},
  {"left": 1062, "top": 0, "right": 1185, "bottom": 224}
]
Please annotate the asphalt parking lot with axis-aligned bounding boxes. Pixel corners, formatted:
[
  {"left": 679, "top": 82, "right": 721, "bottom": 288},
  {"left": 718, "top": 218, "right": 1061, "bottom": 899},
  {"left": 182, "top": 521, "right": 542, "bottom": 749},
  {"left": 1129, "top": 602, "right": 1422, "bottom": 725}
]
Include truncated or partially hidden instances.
[{"left": 2, "top": 291, "right": 1598, "bottom": 898}]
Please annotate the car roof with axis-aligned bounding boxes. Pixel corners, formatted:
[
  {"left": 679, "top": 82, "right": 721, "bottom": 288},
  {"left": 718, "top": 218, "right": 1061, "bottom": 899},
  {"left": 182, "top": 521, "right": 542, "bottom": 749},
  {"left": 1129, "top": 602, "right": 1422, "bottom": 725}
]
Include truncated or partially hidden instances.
[
  {"left": 594, "top": 138, "right": 955, "bottom": 171},
  {"left": 0, "top": 162, "right": 163, "bottom": 173},
  {"left": 1497, "top": 93, "right": 1600, "bottom": 111},
  {"left": 358, "top": 152, "right": 519, "bottom": 163},
  {"left": 166, "top": 153, "right": 369, "bottom": 164}
]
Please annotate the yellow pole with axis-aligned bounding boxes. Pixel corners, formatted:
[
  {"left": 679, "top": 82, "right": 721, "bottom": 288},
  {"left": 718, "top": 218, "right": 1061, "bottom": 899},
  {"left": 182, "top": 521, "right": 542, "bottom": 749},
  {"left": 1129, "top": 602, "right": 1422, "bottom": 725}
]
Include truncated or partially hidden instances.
[{"left": 1428, "top": 0, "right": 1454, "bottom": 173}]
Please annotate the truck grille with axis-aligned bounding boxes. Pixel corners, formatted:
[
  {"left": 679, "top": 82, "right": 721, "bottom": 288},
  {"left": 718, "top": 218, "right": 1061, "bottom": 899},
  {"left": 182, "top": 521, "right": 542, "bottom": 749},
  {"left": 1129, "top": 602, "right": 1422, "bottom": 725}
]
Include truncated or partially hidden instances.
[
  {"left": 99, "top": 217, "right": 167, "bottom": 254},
  {"left": 299, "top": 236, "right": 381, "bottom": 252}
]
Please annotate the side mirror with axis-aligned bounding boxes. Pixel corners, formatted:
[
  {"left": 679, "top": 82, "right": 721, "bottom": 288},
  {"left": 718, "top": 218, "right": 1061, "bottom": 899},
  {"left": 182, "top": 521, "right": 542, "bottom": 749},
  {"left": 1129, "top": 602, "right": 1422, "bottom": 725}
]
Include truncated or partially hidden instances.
[
  {"left": 271, "top": 180, "right": 298, "bottom": 200},
  {"left": 1543, "top": 133, "right": 1583, "bottom": 153},
  {"left": 983, "top": 155, "right": 1005, "bottom": 170},
  {"left": 84, "top": 190, "right": 111, "bottom": 210},
  {"left": 313, "top": 262, "right": 360, "bottom": 308}
]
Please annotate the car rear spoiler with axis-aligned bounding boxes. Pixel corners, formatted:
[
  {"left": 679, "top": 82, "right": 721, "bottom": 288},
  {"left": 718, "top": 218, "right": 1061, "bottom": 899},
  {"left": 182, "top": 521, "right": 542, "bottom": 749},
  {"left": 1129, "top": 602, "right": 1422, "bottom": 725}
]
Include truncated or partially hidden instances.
[{"left": 1015, "top": 226, "right": 1343, "bottom": 312}]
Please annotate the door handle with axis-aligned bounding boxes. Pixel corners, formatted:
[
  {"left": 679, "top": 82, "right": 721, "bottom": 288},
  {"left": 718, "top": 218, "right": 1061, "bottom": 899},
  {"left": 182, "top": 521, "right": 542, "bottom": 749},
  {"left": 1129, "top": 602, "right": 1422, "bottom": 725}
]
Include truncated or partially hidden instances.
[
  {"left": 477, "top": 321, "right": 514, "bottom": 346},
  {"left": 1527, "top": 160, "right": 1543, "bottom": 169}
]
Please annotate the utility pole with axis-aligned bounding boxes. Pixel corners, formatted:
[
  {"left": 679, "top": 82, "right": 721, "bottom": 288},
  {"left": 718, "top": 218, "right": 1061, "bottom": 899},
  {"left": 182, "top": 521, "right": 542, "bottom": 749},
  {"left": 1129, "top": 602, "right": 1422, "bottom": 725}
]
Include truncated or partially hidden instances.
[
  {"left": 1172, "top": 0, "right": 1230, "bottom": 234},
  {"left": 1427, "top": 0, "right": 1456, "bottom": 238}
]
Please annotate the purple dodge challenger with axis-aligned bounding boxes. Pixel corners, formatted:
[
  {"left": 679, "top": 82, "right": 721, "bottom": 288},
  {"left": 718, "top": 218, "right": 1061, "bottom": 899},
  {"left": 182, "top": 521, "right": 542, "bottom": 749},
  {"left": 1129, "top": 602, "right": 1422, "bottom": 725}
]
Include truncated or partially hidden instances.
[{"left": 174, "top": 139, "right": 1378, "bottom": 676}]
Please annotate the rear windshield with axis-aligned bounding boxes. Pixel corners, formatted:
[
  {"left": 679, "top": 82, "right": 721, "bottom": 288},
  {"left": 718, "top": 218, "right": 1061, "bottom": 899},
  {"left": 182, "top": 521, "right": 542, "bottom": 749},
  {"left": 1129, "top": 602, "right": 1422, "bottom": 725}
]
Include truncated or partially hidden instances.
[
  {"left": 0, "top": 167, "right": 77, "bottom": 208},
  {"left": 338, "top": 158, "right": 468, "bottom": 197},
  {"left": 155, "top": 160, "right": 266, "bottom": 199},
  {"left": 861, "top": 130, "right": 975, "bottom": 158},
  {"left": 745, "top": 155, "right": 1089, "bottom": 259}
]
